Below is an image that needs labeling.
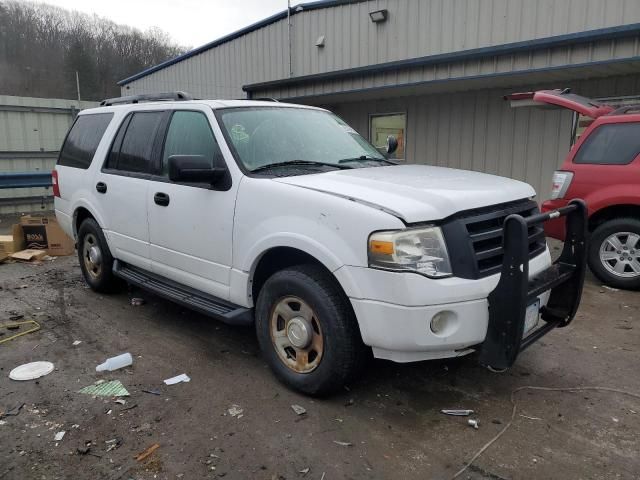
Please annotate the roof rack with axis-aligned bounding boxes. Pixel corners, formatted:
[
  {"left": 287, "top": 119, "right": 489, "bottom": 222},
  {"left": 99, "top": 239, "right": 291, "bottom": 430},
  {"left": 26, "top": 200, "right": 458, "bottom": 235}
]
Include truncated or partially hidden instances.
[
  {"left": 100, "top": 91, "right": 193, "bottom": 106},
  {"left": 609, "top": 104, "right": 640, "bottom": 116},
  {"left": 246, "top": 97, "right": 280, "bottom": 102}
]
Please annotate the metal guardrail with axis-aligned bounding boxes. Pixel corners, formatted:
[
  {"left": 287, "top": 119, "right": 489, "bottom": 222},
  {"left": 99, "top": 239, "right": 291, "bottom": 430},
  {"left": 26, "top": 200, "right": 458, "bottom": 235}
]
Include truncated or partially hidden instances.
[{"left": 0, "top": 172, "right": 53, "bottom": 189}]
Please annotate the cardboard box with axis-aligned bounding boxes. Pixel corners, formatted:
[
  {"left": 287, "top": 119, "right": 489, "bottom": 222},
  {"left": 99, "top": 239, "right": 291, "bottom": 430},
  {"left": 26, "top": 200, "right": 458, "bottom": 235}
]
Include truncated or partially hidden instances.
[
  {"left": 14, "top": 215, "right": 74, "bottom": 256},
  {"left": 0, "top": 230, "right": 23, "bottom": 254},
  {"left": 10, "top": 249, "right": 48, "bottom": 262}
]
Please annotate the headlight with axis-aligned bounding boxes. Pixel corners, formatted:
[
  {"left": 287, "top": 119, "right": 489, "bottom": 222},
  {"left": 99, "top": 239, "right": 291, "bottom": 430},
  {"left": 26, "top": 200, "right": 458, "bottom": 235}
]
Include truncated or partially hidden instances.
[{"left": 368, "top": 226, "right": 452, "bottom": 278}]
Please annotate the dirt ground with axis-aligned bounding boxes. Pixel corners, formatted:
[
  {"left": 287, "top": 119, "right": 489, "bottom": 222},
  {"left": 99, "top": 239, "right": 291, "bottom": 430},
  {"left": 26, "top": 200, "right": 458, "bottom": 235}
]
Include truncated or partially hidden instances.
[{"left": 0, "top": 224, "right": 638, "bottom": 479}]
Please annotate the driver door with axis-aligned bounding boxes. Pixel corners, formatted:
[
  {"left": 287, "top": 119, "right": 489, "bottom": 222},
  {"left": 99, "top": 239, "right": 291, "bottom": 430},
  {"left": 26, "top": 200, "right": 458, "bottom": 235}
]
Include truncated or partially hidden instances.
[{"left": 147, "top": 108, "right": 238, "bottom": 300}]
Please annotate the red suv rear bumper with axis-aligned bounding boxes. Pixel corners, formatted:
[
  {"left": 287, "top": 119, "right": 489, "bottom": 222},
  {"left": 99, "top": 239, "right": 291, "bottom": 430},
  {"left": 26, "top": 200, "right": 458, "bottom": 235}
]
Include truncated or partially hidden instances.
[{"left": 541, "top": 199, "right": 569, "bottom": 240}]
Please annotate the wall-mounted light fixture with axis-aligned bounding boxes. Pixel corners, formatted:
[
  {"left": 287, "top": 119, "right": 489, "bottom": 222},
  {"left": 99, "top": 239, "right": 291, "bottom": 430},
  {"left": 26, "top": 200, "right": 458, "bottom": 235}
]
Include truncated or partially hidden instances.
[
  {"left": 369, "top": 9, "right": 388, "bottom": 23},
  {"left": 315, "top": 35, "right": 325, "bottom": 47}
]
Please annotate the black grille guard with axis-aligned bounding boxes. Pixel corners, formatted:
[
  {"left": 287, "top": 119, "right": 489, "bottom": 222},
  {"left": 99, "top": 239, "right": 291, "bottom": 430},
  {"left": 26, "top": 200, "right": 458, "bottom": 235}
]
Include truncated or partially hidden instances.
[{"left": 478, "top": 199, "right": 588, "bottom": 369}]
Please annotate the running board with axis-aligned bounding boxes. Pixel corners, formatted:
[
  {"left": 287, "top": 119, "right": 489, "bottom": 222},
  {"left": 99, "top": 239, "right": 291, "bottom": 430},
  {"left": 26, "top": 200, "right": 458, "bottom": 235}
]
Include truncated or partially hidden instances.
[{"left": 112, "top": 260, "right": 253, "bottom": 326}]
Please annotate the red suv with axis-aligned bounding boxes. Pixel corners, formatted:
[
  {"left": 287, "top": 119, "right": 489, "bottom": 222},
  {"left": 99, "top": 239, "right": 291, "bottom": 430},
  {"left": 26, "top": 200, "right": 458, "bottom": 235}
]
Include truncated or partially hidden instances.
[{"left": 509, "top": 89, "right": 640, "bottom": 290}]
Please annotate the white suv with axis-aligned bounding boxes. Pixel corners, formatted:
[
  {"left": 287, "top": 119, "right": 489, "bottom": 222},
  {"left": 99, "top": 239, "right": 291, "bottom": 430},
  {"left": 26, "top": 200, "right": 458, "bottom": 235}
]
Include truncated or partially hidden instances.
[{"left": 53, "top": 92, "right": 587, "bottom": 395}]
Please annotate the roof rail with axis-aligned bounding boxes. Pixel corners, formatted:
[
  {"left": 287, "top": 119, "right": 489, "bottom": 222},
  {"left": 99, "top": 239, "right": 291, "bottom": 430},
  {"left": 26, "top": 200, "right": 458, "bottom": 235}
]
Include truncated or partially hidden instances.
[{"left": 100, "top": 91, "right": 193, "bottom": 106}]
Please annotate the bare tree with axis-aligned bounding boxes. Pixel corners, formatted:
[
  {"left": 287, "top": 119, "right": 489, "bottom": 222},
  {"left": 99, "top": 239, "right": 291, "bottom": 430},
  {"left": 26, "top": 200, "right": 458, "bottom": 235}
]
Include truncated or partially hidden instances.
[{"left": 0, "top": 0, "right": 186, "bottom": 100}]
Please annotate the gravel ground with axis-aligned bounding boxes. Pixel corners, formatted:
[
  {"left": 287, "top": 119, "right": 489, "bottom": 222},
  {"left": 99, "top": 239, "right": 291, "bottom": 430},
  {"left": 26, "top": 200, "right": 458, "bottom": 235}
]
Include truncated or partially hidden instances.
[{"left": 0, "top": 240, "right": 638, "bottom": 479}]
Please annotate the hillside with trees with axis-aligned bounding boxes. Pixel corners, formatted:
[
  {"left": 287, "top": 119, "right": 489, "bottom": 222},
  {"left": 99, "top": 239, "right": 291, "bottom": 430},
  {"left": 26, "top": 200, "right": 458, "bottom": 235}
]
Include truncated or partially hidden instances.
[{"left": 0, "top": 1, "right": 187, "bottom": 100}]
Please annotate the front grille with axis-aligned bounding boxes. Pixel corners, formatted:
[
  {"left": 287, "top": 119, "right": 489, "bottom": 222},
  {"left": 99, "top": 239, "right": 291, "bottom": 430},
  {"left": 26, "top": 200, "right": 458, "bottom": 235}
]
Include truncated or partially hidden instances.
[{"left": 441, "top": 199, "right": 547, "bottom": 279}]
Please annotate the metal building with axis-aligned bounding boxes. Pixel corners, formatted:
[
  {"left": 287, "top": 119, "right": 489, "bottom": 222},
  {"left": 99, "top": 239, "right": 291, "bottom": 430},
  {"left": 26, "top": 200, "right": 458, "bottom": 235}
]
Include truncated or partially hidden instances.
[{"left": 118, "top": 0, "right": 640, "bottom": 199}]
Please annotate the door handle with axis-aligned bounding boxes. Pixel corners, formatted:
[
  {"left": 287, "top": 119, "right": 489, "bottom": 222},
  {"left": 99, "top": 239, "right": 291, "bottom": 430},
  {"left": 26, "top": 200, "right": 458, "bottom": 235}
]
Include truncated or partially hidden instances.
[
  {"left": 96, "top": 182, "right": 107, "bottom": 194},
  {"left": 154, "top": 192, "right": 170, "bottom": 206}
]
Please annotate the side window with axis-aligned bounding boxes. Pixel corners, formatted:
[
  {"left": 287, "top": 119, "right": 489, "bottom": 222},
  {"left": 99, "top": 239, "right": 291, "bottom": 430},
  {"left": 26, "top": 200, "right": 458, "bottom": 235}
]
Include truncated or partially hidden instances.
[
  {"left": 58, "top": 113, "right": 113, "bottom": 169},
  {"left": 106, "top": 112, "right": 164, "bottom": 173},
  {"left": 574, "top": 123, "right": 640, "bottom": 165},
  {"left": 162, "top": 111, "right": 220, "bottom": 175}
]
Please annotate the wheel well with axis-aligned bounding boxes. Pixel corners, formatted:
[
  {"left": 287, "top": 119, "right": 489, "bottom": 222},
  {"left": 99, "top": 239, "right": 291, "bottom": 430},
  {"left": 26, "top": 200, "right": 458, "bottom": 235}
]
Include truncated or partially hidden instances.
[
  {"left": 589, "top": 204, "right": 640, "bottom": 231},
  {"left": 251, "top": 247, "right": 338, "bottom": 303},
  {"left": 74, "top": 207, "right": 95, "bottom": 236}
]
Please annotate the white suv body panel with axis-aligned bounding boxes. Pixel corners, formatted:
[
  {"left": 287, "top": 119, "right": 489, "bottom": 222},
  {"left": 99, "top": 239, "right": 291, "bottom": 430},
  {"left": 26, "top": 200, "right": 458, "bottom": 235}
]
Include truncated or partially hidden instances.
[{"left": 55, "top": 99, "right": 553, "bottom": 364}]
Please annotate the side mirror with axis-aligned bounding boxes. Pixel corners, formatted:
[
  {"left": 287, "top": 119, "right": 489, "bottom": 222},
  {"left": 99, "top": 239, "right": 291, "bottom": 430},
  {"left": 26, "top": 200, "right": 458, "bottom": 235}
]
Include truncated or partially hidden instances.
[
  {"left": 386, "top": 135, "right": 398, "bottom": 155},
  {"left": 168, "top": 155, "right": 226, "bottom": 184}
]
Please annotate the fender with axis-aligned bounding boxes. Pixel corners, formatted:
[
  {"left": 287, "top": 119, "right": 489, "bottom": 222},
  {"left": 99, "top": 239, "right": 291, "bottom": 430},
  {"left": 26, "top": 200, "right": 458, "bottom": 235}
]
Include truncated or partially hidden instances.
[
  {"left": 582, "top": 187, "right": 640, "bottom": 215},
  {"left": 242, "top": 232, "right": 346, "bottom": 275}
]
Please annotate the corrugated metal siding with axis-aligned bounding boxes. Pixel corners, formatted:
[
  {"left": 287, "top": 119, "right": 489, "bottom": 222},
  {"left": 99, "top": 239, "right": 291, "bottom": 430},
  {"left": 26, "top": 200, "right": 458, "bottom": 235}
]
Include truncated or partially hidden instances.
[
  {"left": 122, "top": 0, "right": 640, "bottom": 97},
  {"left": 252, "top": 35, "right": 640, "bottom": 100},
  {"left": 331, "top": 73, "right": 640, "bottom": 201},
  {"left": 0, "top": 95, "right": 98, "bottom": 214}
]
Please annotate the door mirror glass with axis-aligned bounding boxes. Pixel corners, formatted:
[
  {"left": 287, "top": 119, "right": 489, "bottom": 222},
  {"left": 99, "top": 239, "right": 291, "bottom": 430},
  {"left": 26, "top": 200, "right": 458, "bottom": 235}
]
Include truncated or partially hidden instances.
[
  {"left": 168, "top": 155, "right": 226, "bottom": 184},
  {"left": 386, "top": 135, "right": 398, "bottom": 155}
]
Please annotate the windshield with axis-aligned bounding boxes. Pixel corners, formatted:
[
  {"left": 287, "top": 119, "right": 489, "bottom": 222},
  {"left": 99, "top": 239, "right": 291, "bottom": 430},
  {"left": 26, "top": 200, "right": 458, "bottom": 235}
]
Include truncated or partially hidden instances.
[{"left": 218, "top": 107, "right": 387, "bottom": 172}]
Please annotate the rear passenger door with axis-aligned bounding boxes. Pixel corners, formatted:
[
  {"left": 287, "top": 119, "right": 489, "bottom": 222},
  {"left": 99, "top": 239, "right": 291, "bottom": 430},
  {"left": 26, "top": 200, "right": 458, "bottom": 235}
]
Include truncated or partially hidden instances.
[
  {"left": 147, "top": 108, "right": 237, "bottom": 300},
  {"left": 94, "top": 110, "right": 167, "bottom": 270}
]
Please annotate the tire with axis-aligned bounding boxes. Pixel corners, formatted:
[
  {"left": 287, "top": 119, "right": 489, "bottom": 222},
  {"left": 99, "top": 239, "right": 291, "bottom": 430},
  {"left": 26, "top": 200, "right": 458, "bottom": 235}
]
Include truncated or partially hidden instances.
[
  {"left": 255, "top": 264, "right": 367, "bottom": 396},
  {"left": 588, "top": 217, "right": 640, "bottom": 290},
  {"left": 77, "top": 218, "right": 122, "bottom": 293}
]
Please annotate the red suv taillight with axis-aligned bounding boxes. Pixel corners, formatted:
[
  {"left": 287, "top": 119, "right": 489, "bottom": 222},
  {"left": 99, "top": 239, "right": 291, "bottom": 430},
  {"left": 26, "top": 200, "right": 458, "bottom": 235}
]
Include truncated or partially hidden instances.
[
  {"left": 52, "top": 169, "right": 60, "bottom": 197},
  {"left": 550, "top": 170, "right": 573, "bottom": 200}
]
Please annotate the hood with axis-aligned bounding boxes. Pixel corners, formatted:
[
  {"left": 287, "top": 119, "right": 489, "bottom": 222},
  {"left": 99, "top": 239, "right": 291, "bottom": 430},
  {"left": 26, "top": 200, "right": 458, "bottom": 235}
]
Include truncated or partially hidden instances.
[{"left": 273, "top": 164, "right": 536, "bottom": 223}]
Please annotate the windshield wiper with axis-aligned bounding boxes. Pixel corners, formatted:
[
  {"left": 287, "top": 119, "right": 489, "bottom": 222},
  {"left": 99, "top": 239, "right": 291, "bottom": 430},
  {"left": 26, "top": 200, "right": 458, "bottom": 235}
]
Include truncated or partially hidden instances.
[
  {"left": 338, "top": 155, "right": 396, "bottom": 165},
  {"left": 250, "top": 160, "right": 353, "bottom": 173}
]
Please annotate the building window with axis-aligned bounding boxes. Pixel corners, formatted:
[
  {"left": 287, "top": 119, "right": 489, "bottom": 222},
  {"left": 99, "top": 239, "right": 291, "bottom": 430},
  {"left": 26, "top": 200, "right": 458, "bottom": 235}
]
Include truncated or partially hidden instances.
[{"left": 370, "top": 113, "right": 406, "bottom": 160}]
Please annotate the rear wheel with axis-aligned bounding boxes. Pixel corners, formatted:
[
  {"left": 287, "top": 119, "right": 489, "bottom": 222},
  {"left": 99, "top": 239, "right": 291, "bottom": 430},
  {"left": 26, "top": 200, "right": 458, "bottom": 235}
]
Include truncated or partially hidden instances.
[
  {"left": 77, "top": 218, "right": 121, "bottom": 293},
  {"left": 588, "top": 217, "right": 640, "bottom": 290},
  {"left": 255, "top": 264, "right": 367, "bottom": 396}
]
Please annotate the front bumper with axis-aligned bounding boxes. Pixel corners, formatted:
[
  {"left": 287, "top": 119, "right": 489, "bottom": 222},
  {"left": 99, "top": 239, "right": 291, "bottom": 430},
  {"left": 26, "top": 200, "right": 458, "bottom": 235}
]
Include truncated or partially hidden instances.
[{"left": 345, "top": 200, "right": 588, "bottom": 366}]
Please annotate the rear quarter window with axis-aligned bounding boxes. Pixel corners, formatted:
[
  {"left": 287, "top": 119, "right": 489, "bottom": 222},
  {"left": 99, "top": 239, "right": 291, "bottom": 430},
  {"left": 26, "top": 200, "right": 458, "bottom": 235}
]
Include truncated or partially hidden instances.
[
  {"left": 574, "top": 122, "right": 640, "bottom": 165},
  {"left": 58, "top": 113, "right": 113, "bottom": 169}
]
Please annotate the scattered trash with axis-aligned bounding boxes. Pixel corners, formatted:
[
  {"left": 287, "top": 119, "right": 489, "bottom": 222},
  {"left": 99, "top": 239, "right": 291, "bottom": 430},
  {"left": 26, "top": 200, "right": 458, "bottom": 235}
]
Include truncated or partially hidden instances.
[
  {"left": 0, "top": 319, "right": 41, "bottom": 345},
  {"left": 130, "top": 297, "right": 146, "bottom": 306},
  {"left": 164, "top": 373, "right": 190, "bottom": 385},
  {"left": 10, "top": 249, "right": 47, "bottom": 262},
  {"left": 96, "top": 352, "right": 133, "bottom": 372},
  {"left": 9, "top": 361, "right": 54, "bottom": 380},
  {"left": 228, "top": 405, "right": 244, "bottom": 418},
  {"left": 142, "top": 389, "right": 161, "bottom": 395},
  {"left": 72, "top": 340, "right": 82, "bottom": 346},
  {"left": 612, "top": 417, "right": 619, "bottom": 423},
  {"left": 106, "top": 409, "right": 112, "bottom": 415},
  {"left": 601, "top": 285, "right": 619, "bottom": 292},
  {"left": 519, "top": 414, "right": 542, "bottom": 421},
  {"left": 333, "top": 441, "right": 353, "bottom": 447},
  {"left": 299, "top": 467, "right": 310, "bottom": 475},
  {"left": 54, "top": 431, "right": 65, "bottom": 441},
  {"left": 468, "top": 419, "right": 479, "bottom": 429},
  {"left": 135, "top": 442, "right": 160, "bottom": 462},
  {"left": 121, "top": 403, "right": 138, "bottom": 411},
  {"left": 441, "top": 409, "right": 474, "bottom": 416},
  {"left": 78, "top": 380, "right": 130, "bottom": 397},
  {"left": 291, "top": 404, "right": 306, "bottom": 416},
  {"left": 76, "top": 446, "right": 90, "bottom": 455},
  {"left": 0, "top": 403, "right": 24, "bottom": 418},
  {"left": 106, "top": 438, "right": 122, "bottom": 452},
  {"left": 0, "top": 420, "right": 6, "bottom": 426},
  {"left": 115, "top": 399, "right": 126, "bottom": 405}
]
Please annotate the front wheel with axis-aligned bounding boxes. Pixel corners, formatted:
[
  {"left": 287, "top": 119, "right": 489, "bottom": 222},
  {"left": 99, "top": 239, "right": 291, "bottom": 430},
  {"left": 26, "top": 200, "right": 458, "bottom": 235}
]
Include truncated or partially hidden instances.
[
  {"left": 255, "top": 264, "right": 367, "bottom": 396},
  {"left": 588, "top": 217, "right": 640, "bottom": 290}
]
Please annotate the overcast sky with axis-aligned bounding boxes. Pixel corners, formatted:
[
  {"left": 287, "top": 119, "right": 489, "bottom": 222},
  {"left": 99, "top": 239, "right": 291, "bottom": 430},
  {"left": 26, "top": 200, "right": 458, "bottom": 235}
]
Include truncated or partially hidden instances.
[{"left": 32, "top": 0, "right": 316, "bottom": 48}]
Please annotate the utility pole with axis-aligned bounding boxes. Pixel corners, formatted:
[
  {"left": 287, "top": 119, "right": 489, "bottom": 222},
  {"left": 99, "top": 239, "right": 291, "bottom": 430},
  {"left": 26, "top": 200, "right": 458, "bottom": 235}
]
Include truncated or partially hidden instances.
[
  {"left": 75, "top": 71, "right": 81, "bottom": 102},
  {"left": 287, "top": 0, "right": 292, "bottom": 77}
]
